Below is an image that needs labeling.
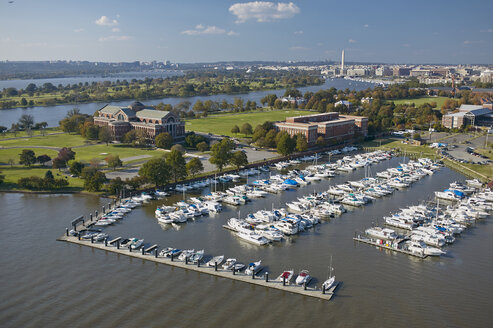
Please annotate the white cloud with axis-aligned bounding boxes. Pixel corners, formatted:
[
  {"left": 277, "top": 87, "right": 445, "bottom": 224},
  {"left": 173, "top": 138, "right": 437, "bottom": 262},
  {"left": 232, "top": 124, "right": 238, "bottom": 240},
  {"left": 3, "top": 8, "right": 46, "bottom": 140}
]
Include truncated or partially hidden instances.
[
  {"left": 73, "top": 28, "right": 84, "bottom": 33},
  {"left": 182, "top": 25, "right": 237, "bottom": 36},
  {"left": 112, "top": 27, "right": 120, "bottom": 32},
  {"left": 402, "top": 43, "right": 410, "bottom": 47},
  {"left": 348, "top": 39, "right": 356, "bottom": 43},
  {"left": 95, "top": 16, "right": 118, "bottom": 26},
  {"left": 289, "top": 46, "right": 308, "bottom": 51},
  {"left": 480, "top": 28, "right": 493, "bottom": 33},
  {"left": 294, "top": 30, "right": 303, "bottom": 35},
  {"left": 316, "top": 42, "right": 323, "bottom": 46},
  {"left": 363, "top": 24, "right": 369, "bottom": 28},
  {"left": 229, "top": 1, "right": 300, "bottom": 23},
  {"left": 21, "top": 42, "right": 48, "bottom": 48},
  {"left": 1, "top": 37, "right": 13, "bottom": 42},
  {"left": 463, "top": 40, "right": 483, "bottom": 45},
  {"left": 98, "top": 35, "right": 132, "bottom": 42}
]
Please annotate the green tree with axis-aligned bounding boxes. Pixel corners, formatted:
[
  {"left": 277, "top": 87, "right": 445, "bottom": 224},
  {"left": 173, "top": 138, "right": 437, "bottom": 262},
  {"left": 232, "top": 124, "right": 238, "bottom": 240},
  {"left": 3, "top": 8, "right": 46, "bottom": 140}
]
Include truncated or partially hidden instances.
[
  {"left": 296, "top": 133, "right": 309, "bottom": 152},
  {"left": 68, "top": 160, "right": 85, "bottom": 176},
  {"left": 44, "top": 170, "right": 54, "bottom": 181},
  {"left": 122, "top": 130, "right": 137, "bottom": 144},
  {"left": 52, "top": 157, "right": 66, "bottom": 170},
  {"left": 230, "top": 150, "right": 248, "bottom": 170},
  {"left": 186, "top": 157, "right": 204, "bottom": 177},
  {"left": 231, "top": 125, "right": 240, "bottom": 135},
  {"left": 0, "top": 170, "right": 5, "bottom": 185},
  {"left": 166, "top": 149, "right": 187, "bottom": 183},
  {"left": 209, "top": 138, "right": 235, "bottom": 171},
  {"left": 240, "top": 123, "right": 253, "bottom": 136},
  {"left": 82, "top": 168, "right": 107, "bottom": 192},
  {"left": 18, "top": 114, "right": 34, "bottom": 130},
  {"left": 56, "top": 147, "right": 76, "bottom": 166},
  {"left": 37, "top": 154, "right": 51, "bottom": 165},
  {"left": 19, "top": 149, "right": 36, "bottom": 166},
  {"left": 276, "top": 132, "right": 295, "bottom": 156},
  {"left": 138, "top": 158, "right": 170, "bottom": 187},
  {"left": 105, "top": 155, "right": 122, "bottom": 170},
  {"left": 316, "top": 136, "right": 326, "bottom": 147},
  {"left": 155, "top": 132, "right": 173, "bottom": 149},
  {"left": 98, "top": 126, "right": 112, "bottom": 145},
  {"left": 107, "top": 177, "right": 124, "bottom": 195},
  {"left": 196, "top": 141, "right": 209, "bottom": 152}
]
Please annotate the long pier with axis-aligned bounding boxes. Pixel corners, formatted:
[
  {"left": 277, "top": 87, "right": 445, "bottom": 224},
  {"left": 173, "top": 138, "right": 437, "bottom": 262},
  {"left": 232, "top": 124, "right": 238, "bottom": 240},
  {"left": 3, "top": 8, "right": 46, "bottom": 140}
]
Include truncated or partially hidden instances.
[
  {"left": 353, "top": 236, "right": 428, "bottom": 259},
  {"left": 57, "top": 234, "right": 338, "bottom": 301}
]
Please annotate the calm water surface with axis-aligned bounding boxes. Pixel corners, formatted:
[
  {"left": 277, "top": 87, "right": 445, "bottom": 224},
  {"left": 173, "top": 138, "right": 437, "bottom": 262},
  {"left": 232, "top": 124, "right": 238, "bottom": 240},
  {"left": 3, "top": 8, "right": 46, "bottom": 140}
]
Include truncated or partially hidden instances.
[
  {"left": 0, "top": 78, "right": 376, "bottom": 128},
  {"left": 0, "top": 157, "right": 491, "bottom": 327}
]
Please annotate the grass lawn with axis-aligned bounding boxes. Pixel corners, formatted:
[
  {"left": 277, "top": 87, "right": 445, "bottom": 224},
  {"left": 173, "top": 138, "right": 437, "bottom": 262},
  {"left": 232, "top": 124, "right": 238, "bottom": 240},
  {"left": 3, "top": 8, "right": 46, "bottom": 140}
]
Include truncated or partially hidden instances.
[
  {"left": 0, "top": 127, "right": 60, "bottom": 139},
  {"left": 73, "top": 144, "right": 164, "bottom": 162},
  {"left": 390, "top": 96, "right": 449, "bottom": 108},
  {"left": 0, "top": 148, "right": 59, "bottom": 165},
  {"left": 0, "top": 132, "right": 89, "bottom": 148},
  {"left": 185, "top": 110, "right": 309, "bottom": 137},
  {"left": 0, "top": 166, "right": 84, "bottom": 190}
]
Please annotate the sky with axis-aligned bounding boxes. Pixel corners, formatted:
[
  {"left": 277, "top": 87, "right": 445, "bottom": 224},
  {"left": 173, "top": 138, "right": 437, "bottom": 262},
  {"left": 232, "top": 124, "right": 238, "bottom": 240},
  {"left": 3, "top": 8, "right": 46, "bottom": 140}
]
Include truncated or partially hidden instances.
[{"left": 0, "top": 0, "right": 492, "bottom": 64}]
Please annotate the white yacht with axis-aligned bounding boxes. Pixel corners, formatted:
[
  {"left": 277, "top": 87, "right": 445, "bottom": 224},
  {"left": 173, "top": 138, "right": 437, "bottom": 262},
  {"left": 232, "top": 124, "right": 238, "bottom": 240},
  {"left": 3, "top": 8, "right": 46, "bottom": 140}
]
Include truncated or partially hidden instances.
[
  {"left": 206, "top": 255, "right": 224, "bottom": 267},
  {"left": 365, "top": 227, "right": 398, "bottom": 240},
  {"left": 236, "top": 231, "right": 270, "bottom": 245},
  {"left": 295, "top": 270, "right": 312, "bottom": 285}
]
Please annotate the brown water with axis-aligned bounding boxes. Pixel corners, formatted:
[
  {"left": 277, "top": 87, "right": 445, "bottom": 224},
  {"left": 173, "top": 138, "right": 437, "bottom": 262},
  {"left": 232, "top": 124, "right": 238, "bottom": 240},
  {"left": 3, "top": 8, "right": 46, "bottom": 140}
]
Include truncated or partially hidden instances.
[{"left": 0, "top": 158, "right": 491, "bottom": 328}]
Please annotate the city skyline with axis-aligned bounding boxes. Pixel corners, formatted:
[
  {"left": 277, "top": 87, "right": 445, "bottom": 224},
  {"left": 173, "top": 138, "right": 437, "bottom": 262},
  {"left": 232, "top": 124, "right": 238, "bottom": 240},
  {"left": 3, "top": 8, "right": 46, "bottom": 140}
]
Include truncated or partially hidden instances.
[{"left": 0, "top": 0, "right": 492, "bottom": 64}]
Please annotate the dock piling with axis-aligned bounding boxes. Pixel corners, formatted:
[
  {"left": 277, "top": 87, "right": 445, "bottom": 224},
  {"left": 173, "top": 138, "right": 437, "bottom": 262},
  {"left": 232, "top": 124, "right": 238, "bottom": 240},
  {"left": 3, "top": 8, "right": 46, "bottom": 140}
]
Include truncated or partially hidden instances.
[
  {"left": 102, "top": 206, "right": 105, "bottom": 214},
  {"left": 232, "top": 267, "right": 235, "bottom": 275},
  {"left": 90, "top": 214, "right": 93, "bottom": 222},
  {"left": 322, "top": 285, "right": 326, "bottom": 294},
  {"left": 155, "top": 249, "right": 158, "bottom": 258},
  {"left": 252, "top": 269, "right": 255, "bottom": 279},
  {"left": 197, "top": 260, "right": 200, "bottom": 268},
  {"left": 104, "top": 238, "right": 108, "bottom": 247},
  {"left": 95, "top": 210, "right": 98, "bottom": 219},
  {"left": 128, "top": 245, "right": 132, "bottom": 253},
  {"left": 65, "top": 228, "right": 69, "bottom": 236},
  {"left": 265, "top": 272, "right": 269, "bottom": 282},
  {"left": 185, "top": 257, "right": 188, "bottom": 265},
  {"left": 116, "top": 240, "right": 120, "bottom": 249},
  {"left": 141, "top": 247, "right": 145, "bottom": 255},
  {"left": 171, "top": 253, "right": 174, "bottom": 262},
  {"left": 90, "top": 235, "right": 94, "bottom": 244},
  {"left": 214, "top": 262, "right": 218, "bottom": 271},
  {"left": 283, "top": 276, "right": 286, "bottom": 286},
  {"left": 304, "top": 282, "right": 307, "bottom": 290}
]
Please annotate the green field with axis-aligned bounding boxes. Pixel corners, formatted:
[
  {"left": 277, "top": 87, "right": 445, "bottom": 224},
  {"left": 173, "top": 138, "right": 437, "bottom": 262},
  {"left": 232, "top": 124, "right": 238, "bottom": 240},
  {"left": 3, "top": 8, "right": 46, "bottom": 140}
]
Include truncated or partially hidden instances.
[
  {"left": 390, "top": 96, "right": 449, "bottom": 108},
  {"left": 185, "top": 110, "right": 310, "bottom": 136},
  {"left": 0, "top": 166, "right": 84, "bottom": 190},
  {"left": 73, "top": 144, "right": 163, "bottom": 162},
  {"left": 0, "top": 148, "right": 59, "bottom": 165}
]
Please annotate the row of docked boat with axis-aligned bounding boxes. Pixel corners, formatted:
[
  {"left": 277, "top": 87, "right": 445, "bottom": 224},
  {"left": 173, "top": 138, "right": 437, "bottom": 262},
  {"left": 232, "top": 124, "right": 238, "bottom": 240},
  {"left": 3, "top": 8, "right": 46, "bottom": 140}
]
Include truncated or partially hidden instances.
[
  {"left": 92, "top": 199, "right": 142, "bottom": 227},
  {"left": 363, "top": 181, "right": 491, "bottom": 257}
]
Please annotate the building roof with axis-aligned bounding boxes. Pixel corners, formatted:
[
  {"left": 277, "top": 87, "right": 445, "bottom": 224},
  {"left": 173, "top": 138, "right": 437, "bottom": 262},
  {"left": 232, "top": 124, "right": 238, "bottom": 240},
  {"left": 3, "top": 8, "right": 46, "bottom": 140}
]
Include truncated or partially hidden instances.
[
  {"left": 464, "top": 108, "right": 492, "bottom": 117},
  {"left": 136, "top": 109, "right": 170, "bottom": 120},
  {"left": 99, "top": 105, "right": 124, "bottom": 116},
  {"left": 120, "top": 108, "right": 136, "bottom": 118},
  {"left": 445, "top": 112, "right": 466, "bottom": 117},
  {"left": 458, "top": 104, "right": 484, "bottom": 112}
]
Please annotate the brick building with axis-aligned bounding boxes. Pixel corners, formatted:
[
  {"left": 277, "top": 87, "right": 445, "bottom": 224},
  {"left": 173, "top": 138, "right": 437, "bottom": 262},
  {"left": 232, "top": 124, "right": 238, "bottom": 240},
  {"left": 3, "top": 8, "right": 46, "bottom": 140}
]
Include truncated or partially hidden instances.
[
  {"left": 274, "top": 112, "right": 368, "bottom": 144},
  {"left": 93, "top": 101, "right": 185, "bottom": 140}
]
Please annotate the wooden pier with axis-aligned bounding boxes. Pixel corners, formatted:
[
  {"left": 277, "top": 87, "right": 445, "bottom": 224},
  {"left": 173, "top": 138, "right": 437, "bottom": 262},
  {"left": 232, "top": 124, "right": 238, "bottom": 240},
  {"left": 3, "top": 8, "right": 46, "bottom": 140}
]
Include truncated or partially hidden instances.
[
  {"left": 353, "top": 236, "right": 428, "bottom": 259},
  {"left": 57, "top": 234, "right": 338, "bottom": 301}
]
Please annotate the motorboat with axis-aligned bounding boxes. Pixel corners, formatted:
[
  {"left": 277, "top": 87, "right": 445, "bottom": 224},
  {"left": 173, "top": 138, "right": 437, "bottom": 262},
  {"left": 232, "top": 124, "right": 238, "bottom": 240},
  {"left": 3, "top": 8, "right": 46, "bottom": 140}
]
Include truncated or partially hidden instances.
[
  {"left": 236, "top": 231, "right": 270, "bottom": 245},
  {"left": 206, "top": 255, "right": 224, "bottom": 267},
  {"left": 365, "top": 227, "right": 398, "bottom": 240},
  {"left": 222, "top": 258, "right": 237, "bottom": 270},
  {"left": 129, "top": 238, "right": 144, "bottom": 250},
  {"left": 190, "top": 249, "right": 204, "bottom": 263},
  {"left": 178, "top": 249, "right": 195, "bottom": 261},
  {"left": 407, "top": 241, "right": 445, "bottom": 256},
  {"left": 295, "top": 270, "right": 312, "bottom": 285},
  {"left": 245, "top": 260, "right": 262, "bottom": 275},
  {"left": 276, "top": 270, "right": 294, "bottom": 283}
]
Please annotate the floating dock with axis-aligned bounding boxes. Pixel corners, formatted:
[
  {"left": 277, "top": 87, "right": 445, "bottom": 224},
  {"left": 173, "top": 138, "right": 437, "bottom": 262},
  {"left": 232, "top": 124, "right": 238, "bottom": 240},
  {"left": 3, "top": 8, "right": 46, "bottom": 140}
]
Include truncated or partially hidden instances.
[
  {"left": 58, "top": 205, "right": 338, "bottom": 301},
  {"left": 353, "top": 236, "right": 428, "bottom": 259},
  {"left": 58, "top": 234, "right": 338, "bottom": 301}
]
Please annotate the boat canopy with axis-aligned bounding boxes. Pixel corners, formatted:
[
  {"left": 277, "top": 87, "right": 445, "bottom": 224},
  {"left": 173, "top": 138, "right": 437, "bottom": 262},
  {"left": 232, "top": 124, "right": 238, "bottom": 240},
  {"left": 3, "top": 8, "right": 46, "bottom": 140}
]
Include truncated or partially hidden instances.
[
  {"left": 444, "top": 189, "right": 465, "bottom": 197},
  {"left": 283, "top": 179, "right": 298, "bottom": 186}
]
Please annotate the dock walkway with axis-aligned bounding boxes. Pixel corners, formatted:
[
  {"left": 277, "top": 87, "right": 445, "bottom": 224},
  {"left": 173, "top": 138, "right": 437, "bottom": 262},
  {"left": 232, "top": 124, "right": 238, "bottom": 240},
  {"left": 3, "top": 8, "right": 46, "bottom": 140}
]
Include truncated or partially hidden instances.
[
  {"left": 353, "top": 236, "right": 428, "bottom": 259},
  {"left": 58, "top": 234, "right": 338, "bottom": 301}
]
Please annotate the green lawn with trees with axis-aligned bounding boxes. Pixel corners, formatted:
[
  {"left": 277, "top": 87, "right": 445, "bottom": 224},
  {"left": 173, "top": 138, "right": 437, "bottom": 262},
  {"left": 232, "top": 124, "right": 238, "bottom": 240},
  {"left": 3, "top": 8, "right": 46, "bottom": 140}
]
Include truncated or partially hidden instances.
[
  {"left": 185, "top": 110, "right": 308, "bottom": 137},
  {"left": 390, "top": 96, "right": 448, "bottom": 108}
]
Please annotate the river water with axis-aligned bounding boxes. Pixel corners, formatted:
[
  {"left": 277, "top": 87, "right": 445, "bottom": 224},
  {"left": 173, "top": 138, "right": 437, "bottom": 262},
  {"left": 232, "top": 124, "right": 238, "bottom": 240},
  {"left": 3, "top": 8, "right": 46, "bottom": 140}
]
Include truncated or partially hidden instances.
[
  {"left": 0, "top": 78, "right": 376, "bottom": 128},
  {"left": 1, "top": 157, "right": 491, "bottom": 327}
]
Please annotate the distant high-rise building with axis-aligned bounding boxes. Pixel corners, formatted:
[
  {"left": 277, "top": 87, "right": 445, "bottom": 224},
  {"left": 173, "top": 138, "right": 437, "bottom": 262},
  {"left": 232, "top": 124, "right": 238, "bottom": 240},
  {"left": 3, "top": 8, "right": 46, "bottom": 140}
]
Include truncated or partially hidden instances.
[{"left": 341, "top": 50, "right": 345, "bottom": 74}]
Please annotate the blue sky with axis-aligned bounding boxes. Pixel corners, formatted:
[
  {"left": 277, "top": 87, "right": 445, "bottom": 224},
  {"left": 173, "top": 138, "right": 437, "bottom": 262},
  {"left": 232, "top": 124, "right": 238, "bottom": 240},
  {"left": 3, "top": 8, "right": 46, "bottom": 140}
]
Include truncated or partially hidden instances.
[{"left": 0, "top": 0, "right": 492, "bottom": 64}]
